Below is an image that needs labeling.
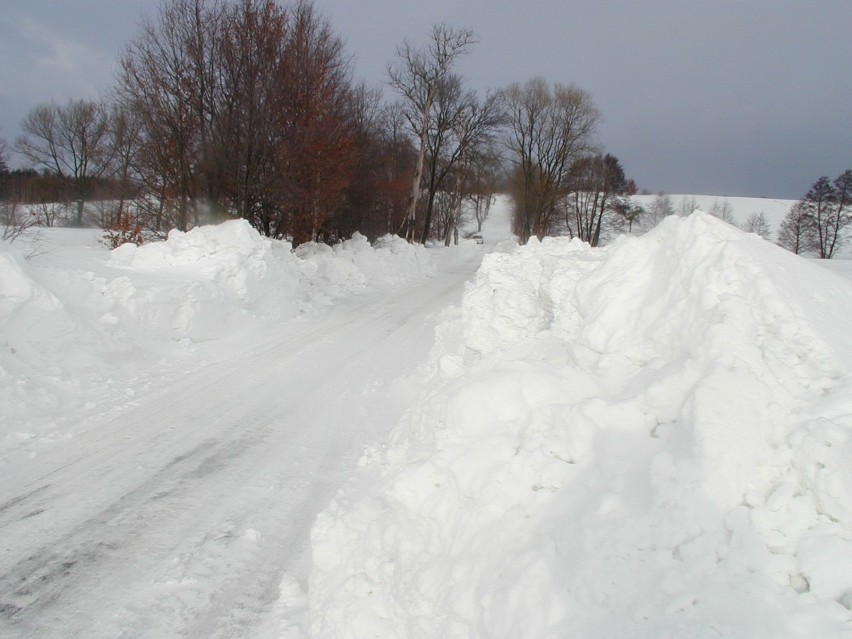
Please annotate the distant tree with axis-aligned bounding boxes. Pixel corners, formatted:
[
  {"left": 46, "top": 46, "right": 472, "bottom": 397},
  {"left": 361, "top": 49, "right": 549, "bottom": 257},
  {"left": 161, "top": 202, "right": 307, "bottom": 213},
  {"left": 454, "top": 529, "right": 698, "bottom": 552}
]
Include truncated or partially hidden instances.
[
  {"left": 648, "top": 192, "right": 674, "bottom": 226},
  {"left": 117, "top": 0, "right": 222, "bottom": 232},
  {"left": 388, "top": 23, "right": 478, "bottom": 242},
  {"left": 797, "top": 171, "right": 852, "bottom": 259},
  {"left": 1, "top": 201, "right": 39, "bottom": 243},
  {"left": 327, "top": 92, "right": 415, "bottom": 242},
  {"left": 680, "top": 195, "right": 699, "bottom": 217},
  {"left": 564, "top": 152, "right": 626, "bottom": 246},
  {"left": 15, "top": 99, "right": 113, "bottom": 226},
  {"left": 118, "top": 0, "right": 360, "bottom": 243},
  {"left": 214, "top": 0, "right": 291, "bottom": 227},
  {"left": 100, "top": 102, "right": 145, "bottom": 227},
  {"left": 273, "top": 0, "right": 358, "bottom": 245},
  {"left": 0, "top": 135, "right": 10, "bottom": 200},
  {"left": 502, "top": 77, "right": 599, "bottom": 242},
  {"left": 467, "top": 143, "right": 501, "bottom": 232},
  {"left": 709, "top": 198, "right": 735, "bottom": 224},
  {"left": 742, "top": 212, "right": 771, "bottom": 239},
  {"left": 611, "top": 198, "right": 644, "bottom": 233},
  {"left": 776, "top": 202, "right": 816, "bottom": 255},
  {"left": 623, "top": 178, "right": 638, "bottom": 196},
  {"left": 421, "top": 80, "right": 502, "bottom": 244}
]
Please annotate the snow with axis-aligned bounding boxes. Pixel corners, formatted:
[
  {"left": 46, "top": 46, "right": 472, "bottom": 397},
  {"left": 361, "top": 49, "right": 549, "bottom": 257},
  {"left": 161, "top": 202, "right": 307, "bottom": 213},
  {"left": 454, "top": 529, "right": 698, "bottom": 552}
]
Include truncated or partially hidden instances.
[
  {"left": 0, "top": 219, "right": 472, "bottom": 637},
  {"left": 1, "top": 221, "right": 434, "bottom": 428},
  {"left": 308, "top": 211, "right": 852, "bottom": 637},
  {"left": 632, "top": 193, "right": 797, "bottom": 232},
  {"left": 2, "top": 198, "right": 852, "bottom": 637}
]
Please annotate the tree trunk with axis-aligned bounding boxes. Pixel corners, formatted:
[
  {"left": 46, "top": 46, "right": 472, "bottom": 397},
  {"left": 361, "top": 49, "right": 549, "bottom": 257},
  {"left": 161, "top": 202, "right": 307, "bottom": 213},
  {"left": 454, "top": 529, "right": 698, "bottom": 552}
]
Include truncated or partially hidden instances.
[{"left": 403, "top": 102, "right": 431, "bottom": 242}]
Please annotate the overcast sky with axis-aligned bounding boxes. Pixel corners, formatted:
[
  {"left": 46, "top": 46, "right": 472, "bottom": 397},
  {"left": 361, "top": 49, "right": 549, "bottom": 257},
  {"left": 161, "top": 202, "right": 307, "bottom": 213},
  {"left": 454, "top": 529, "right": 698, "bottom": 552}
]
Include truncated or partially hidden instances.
[{"left": 1, "top": 0, "right": 849, "bottom": 199}]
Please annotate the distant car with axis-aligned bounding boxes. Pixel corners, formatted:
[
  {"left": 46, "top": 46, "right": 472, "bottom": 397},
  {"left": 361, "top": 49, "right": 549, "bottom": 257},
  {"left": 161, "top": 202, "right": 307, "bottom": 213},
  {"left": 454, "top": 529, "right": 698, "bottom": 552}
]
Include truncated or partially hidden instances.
[{"left": 470, "top": 233, "right": 484, "bottom": 245}]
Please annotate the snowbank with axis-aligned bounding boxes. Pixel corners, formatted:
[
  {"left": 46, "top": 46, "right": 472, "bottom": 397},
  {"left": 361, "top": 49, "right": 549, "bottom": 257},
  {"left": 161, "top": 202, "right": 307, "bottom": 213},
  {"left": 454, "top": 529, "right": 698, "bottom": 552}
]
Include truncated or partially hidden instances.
[
  {"left": 0, "top": 221, "right": 435, "bottom": 426},
  {"left": 309, "top": 212, "right": 852, "bottom": 637}
]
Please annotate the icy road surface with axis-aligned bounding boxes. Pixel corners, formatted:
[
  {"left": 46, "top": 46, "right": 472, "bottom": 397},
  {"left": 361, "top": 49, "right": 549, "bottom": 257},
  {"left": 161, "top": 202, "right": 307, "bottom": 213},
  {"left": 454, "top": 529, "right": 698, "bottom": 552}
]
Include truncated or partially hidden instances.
[{"left": 0, "top": 248, "right": 484, "bottom": 638}]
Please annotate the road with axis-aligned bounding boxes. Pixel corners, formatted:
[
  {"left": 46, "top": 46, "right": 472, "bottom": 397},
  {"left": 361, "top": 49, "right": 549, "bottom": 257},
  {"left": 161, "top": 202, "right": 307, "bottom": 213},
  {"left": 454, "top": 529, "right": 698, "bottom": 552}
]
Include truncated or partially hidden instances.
[{"left": 0, "top": 243, "right": 485, "bottom": 638}]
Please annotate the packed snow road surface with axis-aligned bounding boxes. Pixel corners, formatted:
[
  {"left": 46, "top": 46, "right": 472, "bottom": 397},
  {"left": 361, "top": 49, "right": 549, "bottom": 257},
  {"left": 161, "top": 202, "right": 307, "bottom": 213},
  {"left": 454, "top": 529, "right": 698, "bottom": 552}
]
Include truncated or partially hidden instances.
[{"left": 0, "top": 219, "right": 496, "bottom": 637}]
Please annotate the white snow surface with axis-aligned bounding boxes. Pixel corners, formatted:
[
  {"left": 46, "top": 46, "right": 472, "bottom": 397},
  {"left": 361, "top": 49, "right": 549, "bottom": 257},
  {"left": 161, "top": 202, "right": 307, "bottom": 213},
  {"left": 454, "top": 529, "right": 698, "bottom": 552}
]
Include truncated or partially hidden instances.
[
  {"left": 309, "top": 212, "right": 852, "bottom": 637},
  {"left": 1, "top": 222, "right": 434, "bottom": 425},
  {"left": 2, "top": 201, "right": 852, "bottom": 638},
  {"left": 0, "top": 218, "right": 474, "bottom": 637}
]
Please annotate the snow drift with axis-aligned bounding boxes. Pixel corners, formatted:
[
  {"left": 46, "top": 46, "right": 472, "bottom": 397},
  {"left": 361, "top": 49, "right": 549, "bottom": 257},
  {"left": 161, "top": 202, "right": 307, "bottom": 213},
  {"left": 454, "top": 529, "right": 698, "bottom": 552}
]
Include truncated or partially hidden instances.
[
  {"left": 309, "top": 212, "right": 852, "bottom": 638},
  {"left": 0, "top": 221, "right": 435, "bottom": 428}
]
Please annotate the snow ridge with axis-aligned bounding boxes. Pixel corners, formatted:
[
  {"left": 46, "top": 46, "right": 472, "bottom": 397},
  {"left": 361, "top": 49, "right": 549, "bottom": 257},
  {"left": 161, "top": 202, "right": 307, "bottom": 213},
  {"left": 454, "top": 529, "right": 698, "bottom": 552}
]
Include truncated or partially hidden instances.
[
  {"left": 309, "top": 212, "right": 852, "bottom": 638},
  {"left": 0, "top": 221, "right": 435, "bottom": 426}
]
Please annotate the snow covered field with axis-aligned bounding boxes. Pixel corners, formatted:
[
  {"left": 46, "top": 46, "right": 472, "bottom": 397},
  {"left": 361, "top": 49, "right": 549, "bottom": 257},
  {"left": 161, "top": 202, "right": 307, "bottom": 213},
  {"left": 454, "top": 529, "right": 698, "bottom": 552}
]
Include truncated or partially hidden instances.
[{"left": 2, "top": 198, "right": 852, "bottom": 637}]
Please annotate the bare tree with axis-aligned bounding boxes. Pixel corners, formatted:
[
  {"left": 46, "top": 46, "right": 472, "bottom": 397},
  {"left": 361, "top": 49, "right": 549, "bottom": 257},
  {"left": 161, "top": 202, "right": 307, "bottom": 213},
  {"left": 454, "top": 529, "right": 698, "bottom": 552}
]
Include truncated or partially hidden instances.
[
  {"left": 15, "top": 99, "right": 112, "bottom": 226},
  {"left": 420, "top": 78, "right": 502, "bottom": 243},
  {"left": 502, "top": 78, "right": 599, "bottom": 242},
  {"left": 1, "top": 201, "right": 37, "bottom": 243},
  {"left": 31, "top": 202, "right": 64, "bottom": 227},
  {"left": 99, "top": 102, "right": 146, "bottom": 228},
  {"left": 117, "top": 0, "right": 224, "bottom": 231},
  {"left": 648, "top": 192, "right": 674, "bottom": 227},
  {"left": 797, "top": 171, "right": 852, "bottom": 258},
  {"left": 388, "top": 23, "right": 478, "bottom": 242},
  {"left": 213, "top": 0, "right": 288, "bottom": 227},
  {"left": 709, "top": 198, "right": 735, "bottom": 224},
  {"left": 564, "top": 152, "right": 626, "bottom": 246},
  {"left": 467, "top": 142, "right": 501, "bottom": 232},
  {"left": 777, "top": 202, "right": 816, "bottom": 255},
  {"left": 742, "top": 212, "right": 771, "bottom": 239},
  {"left": 680, "top": 195, "right": 699, "bottom": 217},
  {"left": 273, "top": 0, "right": 358, "bottom": 244},
  {"left": 118, "top": 0, "right": 359, "bottom": 244},
  {"left": 611, "top": 198, "right": 644, "bottom": 233}
]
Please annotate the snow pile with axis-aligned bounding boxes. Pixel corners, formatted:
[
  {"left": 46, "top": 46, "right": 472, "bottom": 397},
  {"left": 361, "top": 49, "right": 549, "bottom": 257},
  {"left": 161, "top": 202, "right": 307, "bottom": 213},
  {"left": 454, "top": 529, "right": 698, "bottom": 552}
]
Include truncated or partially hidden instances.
[
  {"left": 295, "top": 233, "right": 435, "bottom": 302},
  {"left": 108, "top": 220, "right": 305, "bottom": 339},
  {"left": 0, "top": 245, "right": 86, "bottom": 419},
  {"left": 309, "top": 212, "right": 852, "bottom": 638},
  {"left": 0, "top": 221, "right": 435, "bottom": 425}
]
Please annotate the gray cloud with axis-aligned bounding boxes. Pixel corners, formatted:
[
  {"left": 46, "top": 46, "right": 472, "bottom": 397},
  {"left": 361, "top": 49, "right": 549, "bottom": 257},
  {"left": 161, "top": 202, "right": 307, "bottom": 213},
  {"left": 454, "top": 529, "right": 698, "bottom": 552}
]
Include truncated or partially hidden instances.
[{"left": 2, "top": 0, "right": 849, "bottom": 199}]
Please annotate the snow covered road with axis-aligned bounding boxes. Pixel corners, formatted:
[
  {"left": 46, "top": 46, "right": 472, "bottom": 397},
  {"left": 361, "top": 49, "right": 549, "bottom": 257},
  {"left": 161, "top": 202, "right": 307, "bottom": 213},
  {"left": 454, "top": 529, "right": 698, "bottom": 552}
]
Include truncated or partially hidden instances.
[{"left": 0, "top": 243, "right": 484, "bottom": 638}]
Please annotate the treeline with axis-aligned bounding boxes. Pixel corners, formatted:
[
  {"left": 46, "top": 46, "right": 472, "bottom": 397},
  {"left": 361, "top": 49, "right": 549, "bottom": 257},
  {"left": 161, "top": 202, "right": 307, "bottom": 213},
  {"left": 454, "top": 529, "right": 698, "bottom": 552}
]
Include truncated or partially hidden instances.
[
  {"left": 7, "top": 0, "right": 420, "bottom": 244},
  {"left": 1, "top": 0, "right": 635, "bottom": 247}
]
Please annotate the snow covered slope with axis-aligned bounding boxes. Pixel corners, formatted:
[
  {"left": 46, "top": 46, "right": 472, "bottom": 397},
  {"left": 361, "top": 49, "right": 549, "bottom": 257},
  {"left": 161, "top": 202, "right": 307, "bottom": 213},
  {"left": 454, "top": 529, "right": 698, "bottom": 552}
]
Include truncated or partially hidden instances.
[{"left": 309, "top": 212, "right": 852, "bottom": 637}]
